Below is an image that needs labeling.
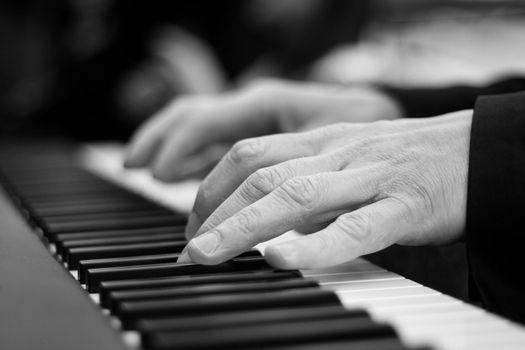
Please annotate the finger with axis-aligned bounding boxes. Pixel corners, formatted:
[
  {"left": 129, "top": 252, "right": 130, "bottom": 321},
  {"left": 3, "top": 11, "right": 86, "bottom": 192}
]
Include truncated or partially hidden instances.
[
  {"left": 264, "top": 198, "right": 410, "bottom": 269},
  {"left": 190, "top": 153, "right": 341, "bottom": 240},
  {"left": 185, "top": 132, "right": 321, "bottom": 238},
  {"left": 167, "top": 143, "right": 229, "bottom": 180},
  {"left": 139, "top": 91, "right": 279, "bottom": 179},
  {"left": 150, "top": 119, "right": 227, "bottom": 181},
  {"left": 180, "top": 170, "right": 380, "bottom": 265},
  {"left": 124, "top": 99, "right": 187, "bottom": 168}
]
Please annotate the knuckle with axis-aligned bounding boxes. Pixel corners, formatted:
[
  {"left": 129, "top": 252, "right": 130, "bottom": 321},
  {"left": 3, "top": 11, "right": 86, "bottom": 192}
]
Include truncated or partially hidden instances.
[
  {"left": 315, "top": 123, "right": 354, "bottom": 141},
  {"left": 229, "top": 138, "right": 266, "bottom": 166},
  {"left": 336, "top": 212, "right": 372, "bottom": 243},
  {"left": 162, "top": 97, "right": 193, "bottom": 119},
  {"left": 388, "top": 194, "right": 418, "bottom": 225},
  {"left": 406, "top": 178, "right": 436, "bottom": 216},
  {"left": 244, "top": 167, "right": 286, "bottom": 197},
  {"left": 245, "top": 79, "right": 286, "bottom": 97},
  {"left": 352, "top": 136, "right": 375, "bottom": 154},
  {"left": 198, "top": 216, "right": 220, "bottom": 234},
  {"left": 243, "top": 79, "right": 292, "bottom": 111},
  {"left": 367, "top": 118, "right": 394, "bottom": 131},
  {"left": 232, "top": 208, "right": 261, "bottom": 238},
  {"left": 279, "top": 176, "right": 320, "bottom": 211},
  {"left": 383, "top": 173, "right": 435, "bottom": 219}
]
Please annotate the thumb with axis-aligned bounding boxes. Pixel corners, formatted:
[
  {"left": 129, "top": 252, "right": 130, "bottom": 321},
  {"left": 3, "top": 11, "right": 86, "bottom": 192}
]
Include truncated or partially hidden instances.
[{"left": 265, "top": 198, "right": 409, "bottom": 269}]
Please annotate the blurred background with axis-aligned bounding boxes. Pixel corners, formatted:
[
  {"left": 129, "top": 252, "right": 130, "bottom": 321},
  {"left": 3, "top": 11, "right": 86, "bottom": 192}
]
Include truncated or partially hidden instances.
[
  {"left": 2, "top": 0, "right": 525, "bottom": 305},
  {"left": 2, "top": 0, "right": 525, "bottom": 140}
]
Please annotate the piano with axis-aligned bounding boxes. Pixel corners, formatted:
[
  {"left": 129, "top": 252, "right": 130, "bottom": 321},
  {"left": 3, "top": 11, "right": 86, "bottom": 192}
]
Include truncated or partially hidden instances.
[{"left": 0, "top": 142, "right": 524, "bottom": 350}]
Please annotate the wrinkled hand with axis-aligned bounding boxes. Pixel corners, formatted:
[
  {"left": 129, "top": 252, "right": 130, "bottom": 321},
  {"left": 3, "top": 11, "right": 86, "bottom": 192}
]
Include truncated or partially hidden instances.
[
  {"left": 124, "top": 80, "right": 402, "bottom": 181},
  {"left": 178, "top": 110, "right": 472, "bottom": 269}
]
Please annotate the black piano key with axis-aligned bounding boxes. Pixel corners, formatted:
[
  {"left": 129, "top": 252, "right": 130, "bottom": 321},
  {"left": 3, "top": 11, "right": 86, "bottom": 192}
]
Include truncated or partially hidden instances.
[
  {"left": 58, "top": 232, "right": 186, "bottom": 256},
  {"left": 42, "top": 209, "right": 175, "bottom": 224},
  {"left": 87, "top": 257, "right": 271, "bottom": 293},
  {"left": 107, "top": 278, "right": 319, "bottom": 313},
  {"left": 11, "top": 175, "right": 108, "bottom": 186},
  {"left": 55, "top": 226, "right": 185, "bottom": 242},
  {"left": 136, "top": 304, "right": 363, "bottom": 334},
  {"left": 45, "top": 215, "right": 187, "bottom": 235},
  {"left": 143, "top": 313, "right": 396, "bottom": 349},
  {"left": 63, "top": 235, "right": 185, "bottom": 261},
  {"left": 99, "top": 269, "right": 299, "bottom": 307},
  {"left": 15, "top": 184, "right": 126, "bottom": 198},
  {"left": 256, "top": 337, "right": 410, "bottom": 350},
  {"left": 26, "top": 193, "right": 144, "bottom": 211},
  {"left": 13, "top": 186, "right": 113, "bottom": 199},
  {"left": 34, "top": 200, "right": 161, "bottom": 217},
  {"left": 21, "top": 191, "right": 138, "bottom": 204},
  {"left": 28, "top": 196, "right": 145, "bottom": 210},
  {"left": 67, "top": 241, "right": 187, "bottom": 270},
  {"left": 78, "top": 254, "right": 181, "bottom": 284},
  {"left": 80, "top": 250, "right": 261, "bottom": 285},
  {"left": 7, "top": 174, "right": 98, "bottom": 186},
  {"left": 117, "top": 288, "right": 340, "bottom": 329}
]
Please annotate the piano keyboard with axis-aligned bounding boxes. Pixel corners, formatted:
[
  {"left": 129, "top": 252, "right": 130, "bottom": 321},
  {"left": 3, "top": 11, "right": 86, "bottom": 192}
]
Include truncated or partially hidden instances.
[{"left": 0, "top": 142, "right": 524, "bottom": 350}]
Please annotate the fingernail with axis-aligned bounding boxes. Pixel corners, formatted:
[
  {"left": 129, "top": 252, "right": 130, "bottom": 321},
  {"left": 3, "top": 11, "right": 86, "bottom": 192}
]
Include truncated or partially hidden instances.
[
  {"left": 185, "top": 212, "right": 201, "bottom": 239},
  {"left": 123, "top": 157, "right": 133, "bottom": 168},
  {"left": 152, "top": 168, "right": 169, "bottom": 182},
  {"left": 123, "top": 149, "right": 138, "bottom": 168},
  {"left": 190, "top": 232, "right": 219, "bottom": 256},
  {"left": 177, "top": 248, "right": 192, "bottom": 263}
]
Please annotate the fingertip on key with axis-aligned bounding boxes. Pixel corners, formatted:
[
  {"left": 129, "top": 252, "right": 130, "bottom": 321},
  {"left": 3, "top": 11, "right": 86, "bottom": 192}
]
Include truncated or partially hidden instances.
[
  {"left": 176, "top": 249, "right": 192, "bottom": 263},
  {"left": 185, "top": 232, "right": 227, "bottom": 265},
  {"left": 190, "top": 232, "right": 219, "bottom": 256}
]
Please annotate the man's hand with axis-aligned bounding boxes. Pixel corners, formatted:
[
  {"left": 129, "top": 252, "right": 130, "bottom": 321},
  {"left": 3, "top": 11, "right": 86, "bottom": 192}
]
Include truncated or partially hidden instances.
[
  {"left": 178, "top": 111, "right": 472, "bottom": 269},
  {"left": 124, "top": 80, "right": 402, "bottom": 181}
]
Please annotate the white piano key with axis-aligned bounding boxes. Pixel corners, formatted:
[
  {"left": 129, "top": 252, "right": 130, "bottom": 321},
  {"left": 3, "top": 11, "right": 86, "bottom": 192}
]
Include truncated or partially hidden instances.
[
  {"left": 110, "top": 316, "right": 122, "bottom": 329},
  {"left": 122, "top": 331, "right": 141, "bottom": 349},
  {"left": 302, "top": 258, "right": 384, "bottom": 276},
  {"left": 312, "top": 270, "right": 403, "bottom": 284},
  {"left": 339, "top": 292, "right": 461, "bottom": 310},
  {"left": 393, "top": 313, "right": 505, "bottom": 333},
  {"left": 370, "top": 301, "right": 480, "bottom": 319},
  {"left": 321, "top": 277, "right": 420, "bottom": 291},
  {"left": 79, "top": 144, "right": 200, "bottom": 213},
  {"left": 377, "top": 303, "right": 525, "bottom": 350},
  {"left": 69, "top": 270, "right": 78, "bottom": 280},
  {"left": 90, "top": 293, "right": 100, "bottom": 304},
  {"left": 336, "top": 285, "right": 439, "bottom": 300},
  {"left": 407, "top": 325, "right": 525, "bottom": 350}
]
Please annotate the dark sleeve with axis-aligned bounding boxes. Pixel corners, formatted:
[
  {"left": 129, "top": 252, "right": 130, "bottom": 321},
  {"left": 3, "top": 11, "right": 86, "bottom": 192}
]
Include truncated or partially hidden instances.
[
  {"left": 467, "top": 91, "right": 525, "bottom": 324},
  {"left": 381, "top": 77, "right": 525, "bottom": 117}
]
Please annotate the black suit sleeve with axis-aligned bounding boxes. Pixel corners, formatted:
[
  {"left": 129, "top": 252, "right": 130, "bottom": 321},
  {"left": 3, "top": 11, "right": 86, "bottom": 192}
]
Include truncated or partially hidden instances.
[
  {"left": 467, "top": 91, "right": 525, "bottom": 324},
  {"left": 382, "top": 77, "right": 525, "bottom": 117}
]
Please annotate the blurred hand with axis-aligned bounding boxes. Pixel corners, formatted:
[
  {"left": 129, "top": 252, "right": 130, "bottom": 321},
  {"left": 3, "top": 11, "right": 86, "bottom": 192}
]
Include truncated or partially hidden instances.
[
  {"left": 124, "top": 80, "right": 402, "bottom": 181},
  {"left": 116, "top": 25, "right": 227, "bottom": 128},
  {"left": 178, "top": 110, "right": 472, "bottom": 269}
]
